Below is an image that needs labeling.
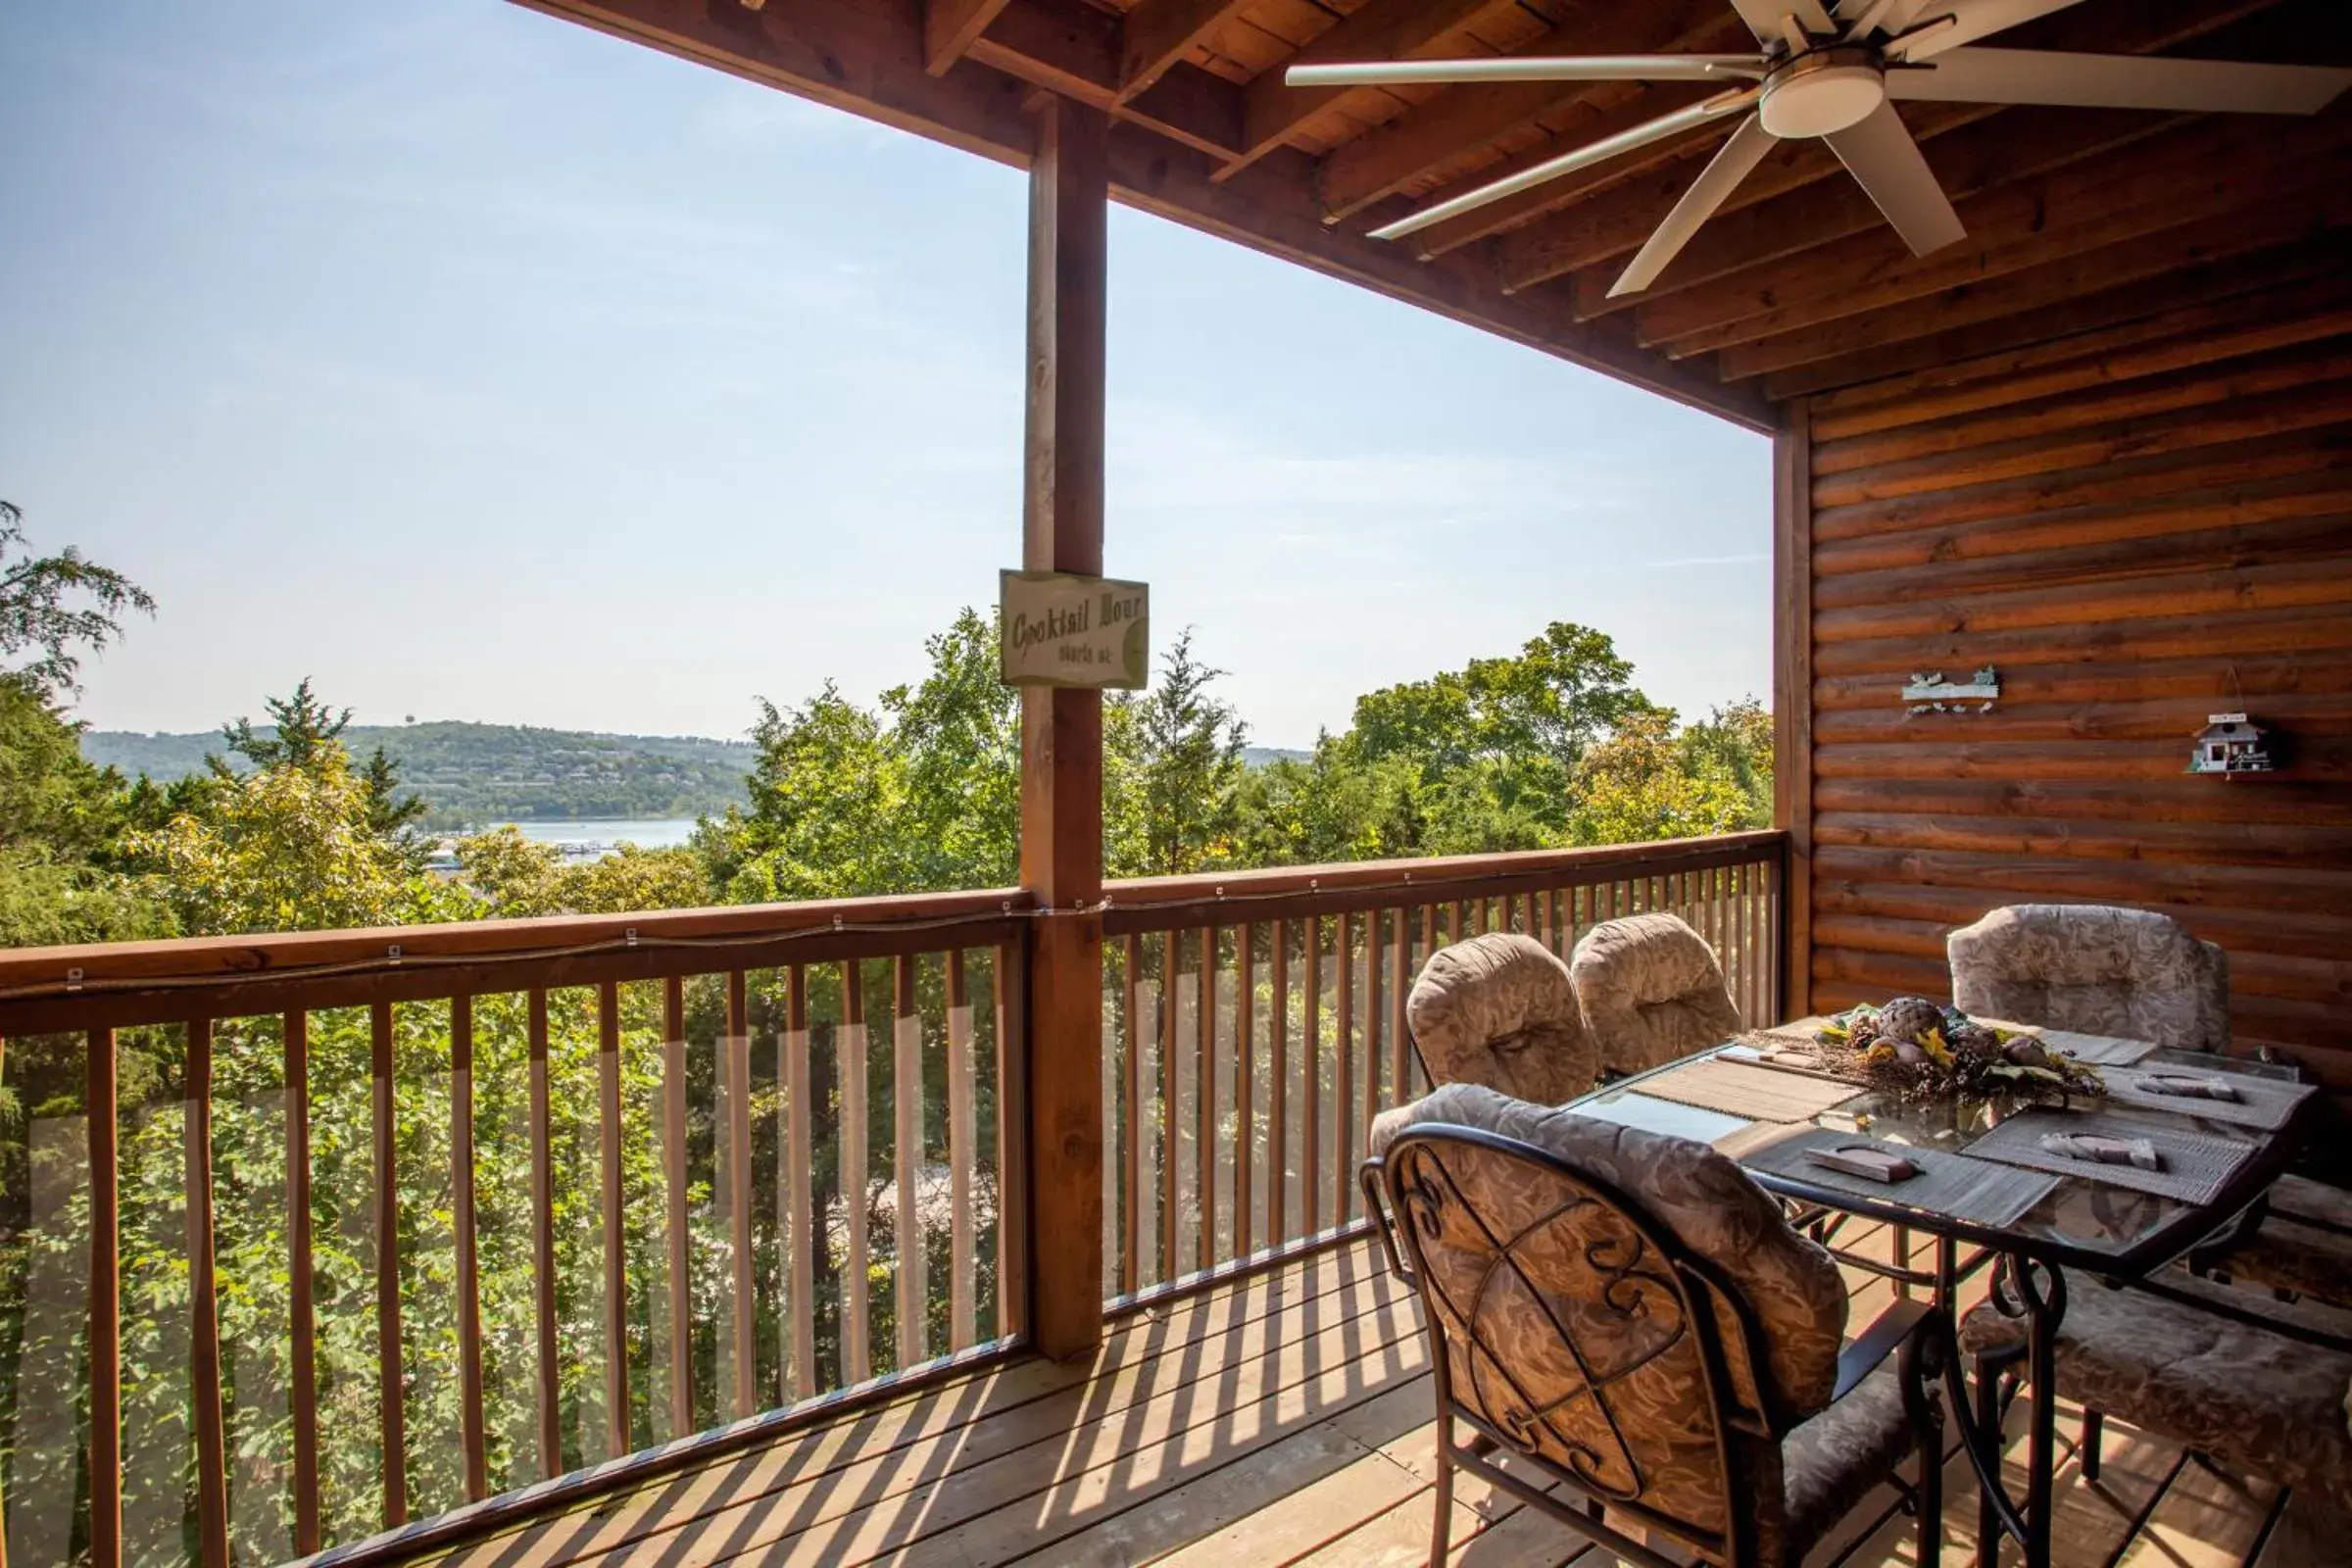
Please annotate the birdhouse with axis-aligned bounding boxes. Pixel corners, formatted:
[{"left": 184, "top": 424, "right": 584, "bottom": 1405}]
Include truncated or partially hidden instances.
[{"left": 2187, "top": 712, "right": 2273, "bottom": 775}]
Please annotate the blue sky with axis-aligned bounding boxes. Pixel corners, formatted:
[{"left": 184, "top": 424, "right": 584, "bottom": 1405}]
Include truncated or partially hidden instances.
[{"left": 0, "top": 0, "right": 1770, "bottom": 750}]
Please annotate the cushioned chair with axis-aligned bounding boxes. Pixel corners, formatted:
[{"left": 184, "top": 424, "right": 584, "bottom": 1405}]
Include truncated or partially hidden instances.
[
  {"left": 1568, "top": 912, "right": 1745, "bottom": 1076},
  {"left": 2191, "top": 1174, "right": 2352, "bottom": 1312},
  {"left": 1405, "top": 932, "right": 1600, "bottom": 1103},
  {"left": 1946, "top": 904, "right": 2230, "bottom": 1050},
  {"left": 1960, "top": 1268, "right": 2352, "bottom": 1518},
  {"left": 1366, "top": 1083, "right": 1951, "bottom": 1568}
]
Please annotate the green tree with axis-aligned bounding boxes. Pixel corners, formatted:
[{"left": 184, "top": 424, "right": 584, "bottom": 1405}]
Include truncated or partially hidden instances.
[
  {"left": 1107, "top": 628, "right": 1247, "bottom": 877},
  {"left": 220, "top": 678, "right": 429, "bottom": 858},
  {"left": 883, "top": 608, "right": 1021, "bottom": 890},
  {"left": 0, "top": 499, "right": 155, "bottom": 700}
]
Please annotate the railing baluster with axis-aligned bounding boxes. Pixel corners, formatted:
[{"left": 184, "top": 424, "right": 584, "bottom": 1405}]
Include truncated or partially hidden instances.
[
  {"left": 948, "top": 951, "right": 977, "bottom": 1350},
  {"left": 372, "top": 1001, "right": 408, "bottom": 1524},
  {"left": 89, "top": 1027, "right": 122, "bottom": 1568},
  {"left": 840, "top": 961, "right": 871, "bottom": 1385},
  {"left": 1333, "top": 912, "right": 1353, "bottom": 1226},
  {"left": 994, "top": 940, "right": 1025, "bottom": 1344},
  {"left": 1235, "top": 923, "right": 1253, "bottom": 1261},
  {"left": 285, "top": 1010, "right": 320, "bottom": 1552},
  {"left": 1364, "top": 910, "right": 1382, "bottom": 1148},
  {"left": 726, "top": 971, "right": 757, "bottom": 1419},
  {"left": 662, "top": 978, "right": 692, "bottom": 1437},
  {"left": 1268, "top": 920, "right": 1289, "bottom": 1249},
  {"left": 1302, "top": 916, "right": 1320, "bottom": 1238},
  {"left": 893, "top": 956, "right": 926, "bottom": 1370},
  {"left": 1391, "top": 907, "right": 1412, "bottom": 1102},
  {"left": 596, "top": 981, "right": 628, "bottom": 1460},
  {"left": 785, "top": 965, "right": 816, "bottom": 1398},
  {"left": 527, "top": 991, "right": 559, "bottom": 1479},
  {"left": 1159, "top": 928, "right": 1179, "bottom": 1280},
  {"left": 1196, "top": 926, "right": 1215, "bottom": 1275},
  {"left": 186, "top": 1020, "right": 229, "bottom": 1568},
  {"left": 453, "top": 998, "right": 488, "bottom": 1500},
  {"left": 1120, "top": 933, "right": 1142, "bottom": 1297}
]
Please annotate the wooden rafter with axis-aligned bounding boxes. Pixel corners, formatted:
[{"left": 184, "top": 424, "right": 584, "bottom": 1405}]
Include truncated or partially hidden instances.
[
  {"left": 1118, "top": 0, "right": 1253, "bottom": 101},
  {"left": 1311, "top": 0, "right": 1737, "bottom": 221},
  {"left": 1490, "top": 0, "right": 2289, "bottom": 293},
  {"left": 925, "top": 0, "right": 1013, "bottom": 75}
]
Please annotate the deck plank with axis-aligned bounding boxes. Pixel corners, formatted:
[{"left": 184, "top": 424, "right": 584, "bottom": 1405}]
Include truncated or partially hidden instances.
[{"left": 412, "top": 1224, "right": 2291, "bottom": 1568}]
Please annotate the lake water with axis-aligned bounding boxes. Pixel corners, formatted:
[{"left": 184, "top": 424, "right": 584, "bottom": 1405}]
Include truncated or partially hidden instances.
[{"left": 506, "top": 817, "right": 701, "bottom": 852}]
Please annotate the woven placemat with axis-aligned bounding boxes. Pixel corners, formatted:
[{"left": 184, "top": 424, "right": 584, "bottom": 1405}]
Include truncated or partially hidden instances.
[
  {"left": 1962, "top": 1108, "right": 2255, "bottom": 1204},
  {"left": 1738, "top": 1126, "right": 2060, "bottom": 1230},
  {"left": 1971, "top": 1019, "right": 2161, "bottom": 1065},
  {"left": 2095, "top": 1064, "right": 2314, "bottom": 1132},
  {"left": 1637, "top": 1057, "right": 1863, "bottom": 1124}
]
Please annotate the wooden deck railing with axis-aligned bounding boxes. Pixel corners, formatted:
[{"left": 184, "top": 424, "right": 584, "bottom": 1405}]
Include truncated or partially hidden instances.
[
  {"left": 0, "top": 832, "right": 1784, "bottom": 1565},
  {"left": 0, "top": 892, "right": 1032, "bottom": 1566},
  {"left": 1095, "top": 830, "right": 1786, "bottom": 1307}
]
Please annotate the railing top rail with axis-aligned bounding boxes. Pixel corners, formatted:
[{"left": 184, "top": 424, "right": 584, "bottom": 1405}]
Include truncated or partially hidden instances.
[
  {"left": 1098, "top": 830, "right": 1786, "bottom": 934},
  {"left": 0, "top": 887, "right": 1035, "bottom": 1032}
]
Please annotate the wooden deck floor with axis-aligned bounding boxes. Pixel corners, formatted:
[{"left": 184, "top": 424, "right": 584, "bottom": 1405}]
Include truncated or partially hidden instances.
[{"left": 427, "top": 1227, "right": 2338, "bottom": 1568}]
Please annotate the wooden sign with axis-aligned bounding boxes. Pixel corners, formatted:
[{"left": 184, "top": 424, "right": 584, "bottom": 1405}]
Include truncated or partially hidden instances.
[{"left": 999, "top": 570, "right": 1150, "bottom": 689}]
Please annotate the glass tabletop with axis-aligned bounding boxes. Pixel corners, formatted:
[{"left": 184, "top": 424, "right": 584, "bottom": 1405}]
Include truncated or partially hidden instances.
[{"left": 1568, "top": 1036, "right": 2308, "bottom": 1274}]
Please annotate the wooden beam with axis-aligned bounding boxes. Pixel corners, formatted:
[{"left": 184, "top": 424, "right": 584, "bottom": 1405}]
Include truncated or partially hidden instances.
[
  {"left": 1021, "top": 93, "right": 1109, "bottom": 1362},
  {"left": 1718, "top": 180, "right": 2352, "bottom": 381},
  {"left": 1567, "top": 107, "right": 2176, "bottom": 319},
  {"left": 1642, "top": 111, "right": 2347, "bottom": 355},
  {"left": 1400, "top": 82, "right": 1726, "bottom": 260},
  {"left": 1492, "top": 0, "right": 2289, "bottom": 290},
  {"left": 1772, "top": 399, "right": 1813, "bottom": 1023},
  {"left": 1220, "top": 0, "right": 1520, "bottom": 182},
  {"left": 1311, "top": 0, "right": 1737, "bottom": 220},
  {"left": 968, "top": 0, "right": 1246, "bottom": 160},
  {"left": 1118, "top": 0, "right": 1251, "bottom": 101},
  {"left": 925, "top": 0, "right": 1011, "bottom": 74}
]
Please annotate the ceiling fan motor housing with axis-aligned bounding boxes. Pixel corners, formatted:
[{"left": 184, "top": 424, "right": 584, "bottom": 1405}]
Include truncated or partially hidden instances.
[{"left": 1760, "top": 45, "right": 1887, "bottom": 137}]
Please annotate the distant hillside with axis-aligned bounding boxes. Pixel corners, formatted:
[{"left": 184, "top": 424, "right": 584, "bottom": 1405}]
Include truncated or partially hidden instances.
[
  {"left": 1243, "top": 746, "right": 1309, "bottom": 766},
  {"left": 82, "top": 721, "right": 754, "bottom": 830}
]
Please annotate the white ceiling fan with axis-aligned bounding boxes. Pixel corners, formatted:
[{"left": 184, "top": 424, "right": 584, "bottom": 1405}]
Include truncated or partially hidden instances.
[{"left": 1286, "top": 0, "right": 2352, "bottom": 298}]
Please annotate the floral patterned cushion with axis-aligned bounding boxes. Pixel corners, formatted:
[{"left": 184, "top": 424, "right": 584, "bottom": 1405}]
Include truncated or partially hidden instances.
[
  {"left": 1405, "top": 933, "right": 1599, "bottom": 1102},
  {"left": 1961, "top": 1271, "right": 2352, "bottom": 1511},
  {"left": 1370, "top": 1083, "right": 1848, "bottom": 1418},
  {"left": 1568, "top": 913, "right": 1745, "bottom": 1075},
  {"left": 1946, "top": 904, "right": 2230, "bottom": 1050},
  {"left": 2208, "top": 1175, "right": 2352, "bottom": 1309}
]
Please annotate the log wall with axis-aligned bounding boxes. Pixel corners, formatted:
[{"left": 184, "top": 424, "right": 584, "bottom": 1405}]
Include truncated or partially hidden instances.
[{"left": 1783, "top": 268, "right": 2352, "bottom": 1084}]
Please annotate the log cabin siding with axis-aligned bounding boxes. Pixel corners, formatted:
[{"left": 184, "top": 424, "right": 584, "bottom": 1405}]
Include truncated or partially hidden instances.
[{"left": 1792, "top": 276, "right": 2352, "bottom": 1082}]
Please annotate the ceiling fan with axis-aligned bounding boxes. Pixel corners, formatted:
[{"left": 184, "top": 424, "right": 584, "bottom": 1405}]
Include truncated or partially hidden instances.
[{"left": 1286, "top": 0, "right": 2352, "bottom": 299}]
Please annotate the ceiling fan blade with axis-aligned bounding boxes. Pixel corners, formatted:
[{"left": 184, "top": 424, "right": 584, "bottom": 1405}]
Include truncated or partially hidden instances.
[
  {"left": 1886, "top": 0, "right": 2090, "bottom": 62},
  {"left": 1285, "top": 55, "right": 1767, "bottom": 88},
  {"left": 1887, "top": 47, "right": 2352, "bottom": 114},
  {"left": 1824, "top": 101, "right": 1966, "bottom": 255},
  {"left": 1370, "top": 87, "right": 1760, "bottom": 241},
  {"left": 1728, "top": 0, "right": 1837, "bottom": 47},
  {"left": 1609, "top": 115, "right": 1779, "bottom": 298}
]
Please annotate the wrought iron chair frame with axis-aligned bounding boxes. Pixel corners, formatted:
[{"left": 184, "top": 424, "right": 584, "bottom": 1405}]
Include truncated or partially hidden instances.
[{"left": 1365, "top": 1125, "right": 1949, "bottom": 1568}]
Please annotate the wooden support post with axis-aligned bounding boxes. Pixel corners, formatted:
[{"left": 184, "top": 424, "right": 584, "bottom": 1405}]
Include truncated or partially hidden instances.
[
  {"left": 1772, "top": 397, "right": 1814, "bottom": 1024},
  {"left": 1019, "top": 92, "right": 1109, "bottom": 1363}
]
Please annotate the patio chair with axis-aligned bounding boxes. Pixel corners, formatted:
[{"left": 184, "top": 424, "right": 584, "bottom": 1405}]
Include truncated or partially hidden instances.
[
  {"left": 2190, "top": 1173, "right": 2352, "bottom": 1312},
  {"left": 1945, "top": 904, "right": 2230, "bottom": 1051},
  {"left": 1365, "top": 1083, "right": 1951, "bottom": 1568},
  {"left": 1568, "top": 912, "right": 1744, "bottom": 1076},
  {"left": 1405, "top": 932, "right": 1600, "bottom": 1104},
  {"left": 1960, "top": 1266, "right": 2352, "bottom": 1521}
]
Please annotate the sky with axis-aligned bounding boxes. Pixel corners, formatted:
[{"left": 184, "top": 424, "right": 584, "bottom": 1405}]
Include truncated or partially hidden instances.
[{"left": 0, "top": 0, "right": 1771, "bottom": 752}]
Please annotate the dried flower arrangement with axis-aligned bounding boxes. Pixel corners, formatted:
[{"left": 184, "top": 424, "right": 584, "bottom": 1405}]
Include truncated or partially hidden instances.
[{"left": 1813, "top": 996, "right": 2106, "bottom": 1103}]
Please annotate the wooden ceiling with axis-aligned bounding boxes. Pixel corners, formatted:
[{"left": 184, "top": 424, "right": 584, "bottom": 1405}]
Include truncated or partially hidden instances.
[{"left": 514, "top": 0, "right": 2350, "bottom": 429}]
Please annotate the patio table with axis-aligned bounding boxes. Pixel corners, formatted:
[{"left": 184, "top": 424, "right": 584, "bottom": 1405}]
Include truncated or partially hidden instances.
[{"left": 1558, "top": 1022, "right": 2315, "bottom": 1568}]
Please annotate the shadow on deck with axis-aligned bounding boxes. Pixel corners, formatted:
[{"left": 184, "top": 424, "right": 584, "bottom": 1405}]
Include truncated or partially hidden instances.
[{"left": 417, "top": 1232, "right": 2332, "bottom": 1568}]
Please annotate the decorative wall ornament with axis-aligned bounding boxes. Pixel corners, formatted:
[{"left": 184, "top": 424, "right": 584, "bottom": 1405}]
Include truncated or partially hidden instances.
[
  {"left": 1902, "top": 665, "right": 1999, "bottom": 714},
  {"left": 2187, "top": 712, "right": 2273, "bottom": 775}
]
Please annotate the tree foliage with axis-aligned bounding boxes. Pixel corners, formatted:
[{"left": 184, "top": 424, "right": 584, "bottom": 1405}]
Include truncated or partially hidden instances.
[{"left": 0, "top": 500, "right": 155, "bottom": 701}]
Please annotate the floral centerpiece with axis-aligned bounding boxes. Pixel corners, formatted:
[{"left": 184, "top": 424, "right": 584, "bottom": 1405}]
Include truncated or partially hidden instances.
[{"left": 1813, "top": 996, "right": 2104, "bottom": 1104}]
